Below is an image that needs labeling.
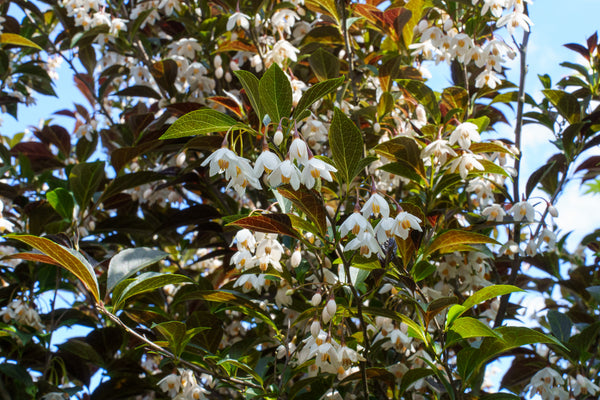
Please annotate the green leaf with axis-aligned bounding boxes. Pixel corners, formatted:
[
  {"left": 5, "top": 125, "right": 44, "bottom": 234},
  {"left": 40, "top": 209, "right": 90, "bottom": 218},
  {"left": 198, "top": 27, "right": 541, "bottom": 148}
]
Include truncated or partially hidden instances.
[
  {"left": 107, "top": 247, "right": 169, "bottom": 294},
  {"left": 467, "top": 116, "right": 490, "bottom": 133},
  {"left": 412, "top": 260, "right": 436, "bottom": 282},
  {"left": 397, "top": 79, "right": 440, "bottom": 123},
  {"left": 447, "top": 317, "right": 500, "bottom": 345},
  {"left": 329, "top": 108, "right": 364, "bottom": 185},
  {"left": 0, "top": 363, "right": 34, "bottom": 389},
  {"left": 542, "top": 89, "right": 581, "bottom": 124},
  {"left": 425, "top": 230, "right": 500, "bottom": 256},
  {"left": 379, "top": 161, "right": 424, "bottom": 183},
  {"left": 69, "top": 161, "right": 105, "bottom": 207},
  {"left": 547, "top": 310, "right": 572, "bottom": 342},
  {"left": 152, "top": 321, "right": 207, "bottom": 357},
  {"left": 46, "top": 187, "right": 74, "bottom": 220},
  {"left": 462, "top": 285, "right": 523, "bottom": 310},
  {"left": 218, "top": 358, "right": 264, "bottom": 385},
  {"left": 7, "top": 234, "right": 100, "bottom": 303},
  {"left": 399, "top": 368, "right": 435, "bottom": 396},
  {"left": 469, "top": 142, "right": 514, "bottom": 154},
  {"left": 446, "top": 285, "right": 522, "bottom": 328},
  {"left": 309, "top": 48, "right": 340, "bottom": 81},
  {"left": 113, "top": 272, "right": 193, "bottom": 310},
  {"left": 402, "top": 0, "right": 424, "bottom": 47},
  {"left": 277, "top": 186, "right": 328, "bottom": 237},
  {"left": 459, "top": 326, "right": 565, "bottom": 385},
  {"left": 233, "top": 70, "right": 264, "bottom": 121},
  {"left": 586, "top": 285, "right": 600, "bottom": 302},
  {"left": 0, "top": 33, "right": 42, "bottom": 50},
  {"left": 293, "top": 76, "right": 344, "bottom": 118},
  {"left": 259, "top": 63, "right": 293, "bottom": 123},
  {"left": 160, "top": 109, "right": 239, "bottom": 139}
]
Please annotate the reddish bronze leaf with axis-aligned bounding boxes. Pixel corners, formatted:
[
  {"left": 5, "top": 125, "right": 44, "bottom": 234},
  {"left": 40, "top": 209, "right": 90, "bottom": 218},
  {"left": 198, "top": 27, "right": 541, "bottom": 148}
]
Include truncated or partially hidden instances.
[
  {"left": 277, "top": 186, "right": 328, "bottom": 237},
  {"left": 3, "top": 252, "right": 62, "bottom": 267},
  {"left": 208, "top": 96, "right": 243, "bottom": 118},
  {"left": 230, "top": 214, "right": 299, "bottom": 239}
]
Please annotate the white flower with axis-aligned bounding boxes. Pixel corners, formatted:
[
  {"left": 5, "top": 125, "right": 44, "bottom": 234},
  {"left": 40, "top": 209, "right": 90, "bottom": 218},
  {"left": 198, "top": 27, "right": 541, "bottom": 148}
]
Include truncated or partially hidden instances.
[
  {"left": 448, "top": 153, "right": 485, "bottom": 179},
  {"left": 508, "top": 201, "right": 535, "bottom": 222},
  {"left": 339, "top": 211, "right": 372, "bottom": 238},
  {"left": 268, "top": 159, "right": 302, "bottom": 190},
  {"left": 481, "top": 203, "right": 505, "bottom": 222},
  {"left": 393, "top": 211, "right": 423, "bottom": 240},
  {"left": 361, "top": 193, "right": 390, "bottom": 219},
  {"left": 230, "top": 250, "right": 255, "bottom": 270},
  {"left": 271, "top": 9, "right": 300, "bottom": 36},
  {"left": 374, "top": 217, "right": 396, "bottom": 244},
  {"left": 225, "top": 158, "right": 262, "bottom": 196},
  {"left": 497, "top": 10, "right": 533, "bottom": 35},
  {"left": 449, "top": 122, "right": 480, "bottom": 149},
  {"left": 201, "top": 147, "right": 238, "bottom": 177},
  {"left": 289, "top": 137, "right": 309, "bottom": 165},
  {"left": 481, "top": 0, "right": 506, "bottom": 18},
  {"left": 0, "top": 200, "right": 14, "bottom": 233},
  {"left": 572, "top": 374, "right": 600, "bottom": 397},
  {"left": 158, "top": 373, "right": 181, "bottom": 397},
  {"left": 344, "top": 230, "right": 382, "bottom": 258},
  {"left": 227, "top": 11, "right": 251, "bottom": 31},
  {"left": 475, "top": 68, "right": 502, "bottom": 89},
  {"left": 254, "top": 149, "right": 281, "bottom": 176},
  {"left": 265, "top": 39, "right": 300, "bottom": 67},
  {"left": 300, "top": 156, "right": 337, "bottom": 189},
  {"left": 168, "top": 38, "right": 202, "bottom": 60},
  {"left": 537, "top": 228, "right": 556, "bottom": 250},
  {"left": 526, "top": 367, "right": 564, "bottom": 398},
  {"left": 421, "top": 139, "right": 457, "bottom": 165},
  {"left": 234, "top": 273, "right": 267, "bottom": 294}
]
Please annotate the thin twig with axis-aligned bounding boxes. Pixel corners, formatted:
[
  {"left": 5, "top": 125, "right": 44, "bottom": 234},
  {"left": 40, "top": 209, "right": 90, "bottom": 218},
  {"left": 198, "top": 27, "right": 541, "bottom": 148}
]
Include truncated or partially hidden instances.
[{"left": 96, "top": 303, "right": 262, "bottom": 390}]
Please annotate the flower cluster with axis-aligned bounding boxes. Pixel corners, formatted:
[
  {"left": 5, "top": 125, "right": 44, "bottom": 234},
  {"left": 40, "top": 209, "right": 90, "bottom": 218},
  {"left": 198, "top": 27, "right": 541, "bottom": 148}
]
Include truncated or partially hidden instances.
[
  {"left": 0, "top": 298, "right": 44, "bottom": 331},
  {"left": 157, "top": 369, "right": 210, "bottom": 400}
]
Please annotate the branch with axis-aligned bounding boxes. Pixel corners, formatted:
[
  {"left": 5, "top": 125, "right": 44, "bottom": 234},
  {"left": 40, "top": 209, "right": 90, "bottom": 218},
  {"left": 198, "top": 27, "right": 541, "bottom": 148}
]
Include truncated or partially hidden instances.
[
  {"left": 96, "top": 303, "right": 262, "bottom": 390},
  {"left": 494, "top": 26, "right": 530, "bottom": 329}
]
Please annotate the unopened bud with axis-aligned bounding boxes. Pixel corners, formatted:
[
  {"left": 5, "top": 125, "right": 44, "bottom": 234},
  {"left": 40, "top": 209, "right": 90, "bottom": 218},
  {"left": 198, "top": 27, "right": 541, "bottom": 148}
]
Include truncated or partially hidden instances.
[
  {"left": 322, "top": 307, "right": 331, "bottom": 324},
  {"left": 373, "top": 122, "right": 381, "bottom": 133},
  {"left": 291, "top": 249, "right": 302, "bottom": 268},
  {"left": 548, "top": 204, "right": 558, "bottom": 218},
  {"left": 215, "top": 66, "right": 224, "bottom": 79},
  {"left": 326, "top": 298, "right": 337, "bottom": 316},
  {"left": 310, "top": 320, "right": 321, "bottom": 338},
  {"left": 225, "top": 71, "right": 232, "bottom": 82},
  {"left": 274, "top": 129, "right": 283, "bottom": 146},
  {"left": 311, "top": 292, "right": 322, "bottom": 307},
  {"left": 285, "top": 289, "right": 294, "bottom": 296}
]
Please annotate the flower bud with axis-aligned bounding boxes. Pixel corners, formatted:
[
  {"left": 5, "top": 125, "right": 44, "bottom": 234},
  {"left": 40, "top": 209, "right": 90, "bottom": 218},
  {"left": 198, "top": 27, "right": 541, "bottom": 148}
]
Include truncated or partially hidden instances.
[
  {"left": 310, "top": 320, "right": 321, "bottom": 338},
  {"left": 311, "top": 292, "right": 322, "bottom": 307},
  {"left": 291, "top": 249, "right": 302, "bottom": 268},
  {"left": 373, "top": 122, "right": 381, "bottom": 133},
  {"left": 274, "top": 128, "right": 283, "bottom": 146},
  {"left": 322, "top": 307, "right": 331, "bottom": 324},
  {"left": 326, "top": 298, "right": 337, "bottom": 316},
  {"left": 548, "top": 204, "right": 558, "bottom": 218}
]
